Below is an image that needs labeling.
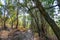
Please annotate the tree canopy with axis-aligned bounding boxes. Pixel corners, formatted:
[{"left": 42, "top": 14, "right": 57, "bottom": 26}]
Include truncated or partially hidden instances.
[{"left": 0, "top": 0, "right": 60, "bottom": 40}]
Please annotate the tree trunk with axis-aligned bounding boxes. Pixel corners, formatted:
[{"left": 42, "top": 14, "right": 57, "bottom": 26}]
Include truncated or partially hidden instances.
[
  {"left": 32, "top": 0, "right": 60, "bottom": 40},
  {"left": 11, "top": 20, "right": 13, "bottom": 29},
  {"left": 29, "top": 11, "right": 41, "bottom": 37},
  {"left": 3, "top": 9, "right": 7, "bottom": 30},
  {"left": 16, "top": 0, "right": 19, "bottom": 29},
  {"left": 16, "top": 8, "right": 18, "bottom": 29},
  {"left": 23, "top": 13, "right": 26, "bottom": 28}
]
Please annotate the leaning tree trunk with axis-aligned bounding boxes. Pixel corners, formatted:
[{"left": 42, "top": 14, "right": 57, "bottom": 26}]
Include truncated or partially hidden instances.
[{"left": 32, "top": 0, "right": 60, "bottom": 40}]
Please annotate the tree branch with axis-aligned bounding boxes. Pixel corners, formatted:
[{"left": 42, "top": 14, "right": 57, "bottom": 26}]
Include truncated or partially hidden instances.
[{"left": 28, "top": 4, "right": 58, "bottom": 12}]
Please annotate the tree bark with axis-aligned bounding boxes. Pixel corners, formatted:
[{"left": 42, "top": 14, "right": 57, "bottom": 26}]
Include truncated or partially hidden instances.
[
  {"left": 3, "top": 8, "right": 7, "bottom": 30},
  {"left": 32, "top": 0, "right": 60, "bottom": 40},
  {"left": 29, "top": 11, "right": 41, "bottom": 36},
  {"left": 16, "top": 0, "right": 19, "bottom": 29}
]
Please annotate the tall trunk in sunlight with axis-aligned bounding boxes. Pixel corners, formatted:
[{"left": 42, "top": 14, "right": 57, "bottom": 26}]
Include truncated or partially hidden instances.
[
  {"left": 30, "top": 10, "right": 47, "bottom": 40},
  {"left": 30, "top": 17, "right": 39, "bottom": 33},
  {"left": 3, "top": 8, "right": 7, "bottom": 30},
  {"left": 16, "top": 0, "right": 19, "bottom": 29},
  {"left": 16, "top": 8, "right": 18, "bottom": 29},
  {"left": 4, "top": 9, "right": 5, "bottom": 28},
  {"left": 23, "top": 13, "right": 26, "bottom": 28},
  {"left": 29, "top": 11, "right": 41, "bottom": 37},
  {"left": 32, "top": 0, "right": 60, "bottom": 40}
]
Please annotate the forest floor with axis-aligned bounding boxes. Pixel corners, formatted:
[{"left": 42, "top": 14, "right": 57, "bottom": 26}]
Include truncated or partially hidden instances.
[
  {"left": 0, "top": 29, "right": 34, "bottom": 40},
  {"left": 0, "top": 29, "right": 58, "bottom": 40}
]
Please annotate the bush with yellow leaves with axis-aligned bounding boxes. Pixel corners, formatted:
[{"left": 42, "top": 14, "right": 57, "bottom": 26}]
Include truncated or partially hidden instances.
[{"left": 17, "top": 26, "right": 27, "bottom": 32}]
